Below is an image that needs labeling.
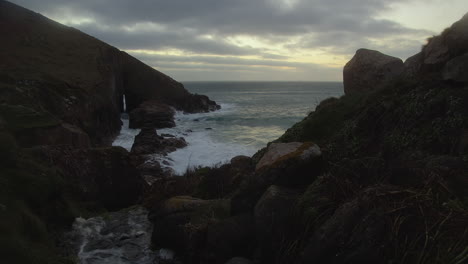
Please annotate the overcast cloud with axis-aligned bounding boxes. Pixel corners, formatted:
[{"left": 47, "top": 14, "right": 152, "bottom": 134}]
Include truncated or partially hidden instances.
[{"left": 10, "top": 0, "right": 449, "bottom": 81}]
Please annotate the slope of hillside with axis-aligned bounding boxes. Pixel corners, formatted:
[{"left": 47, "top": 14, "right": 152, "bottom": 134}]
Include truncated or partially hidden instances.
[{"left": 145, "top": 13, "right": 468, "bottom": 264}]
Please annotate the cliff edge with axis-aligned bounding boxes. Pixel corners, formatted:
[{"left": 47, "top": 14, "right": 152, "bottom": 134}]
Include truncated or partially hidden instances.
[{"left": 0, "top": 0, "right": 219, "bottom": 147}]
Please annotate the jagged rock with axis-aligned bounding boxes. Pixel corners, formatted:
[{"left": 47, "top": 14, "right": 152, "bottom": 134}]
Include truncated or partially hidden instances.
[
  {"left": 343, "top": 49, "right": 404, "bottom": 94},
  {"left": 181, "top": 94, "right": 221, "bottom": 113},
  {"left": 136, "top": 159, "right": 175, "bottom": 184},
  {"left": 407, "top": 13, "right": 468, "bottom": 80},
  {"left": 130, "top": 127, "right": 187, "bottom": 156},
  {"left": 129, "top": 101, "right": 176, "bottom": 129}
]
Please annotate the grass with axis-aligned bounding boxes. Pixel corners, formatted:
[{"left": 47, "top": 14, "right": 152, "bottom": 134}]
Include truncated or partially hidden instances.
[{"left": 0, "top": 104, "right": 59, "bottom": 131}]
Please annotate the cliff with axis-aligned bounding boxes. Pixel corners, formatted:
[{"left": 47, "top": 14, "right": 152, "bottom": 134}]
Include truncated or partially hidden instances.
[
  {"left": 0, "top": 0, "right": 219, "bottom": 147},
  {"left": 145, "top": 13, "right": 468, "bottom": 264},
  {"left": 0, "top": 1, "right": 218, "bottom": 263}
]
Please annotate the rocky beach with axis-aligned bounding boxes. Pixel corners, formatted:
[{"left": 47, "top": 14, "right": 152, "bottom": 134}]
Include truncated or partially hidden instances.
[{"left": 1, "top": 1, "right": 467, "bottom": 264}]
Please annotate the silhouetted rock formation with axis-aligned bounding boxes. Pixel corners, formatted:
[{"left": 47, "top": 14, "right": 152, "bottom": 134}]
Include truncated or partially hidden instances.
[
  {"left": 343, "top": 49, "right": 404, "bottom": 94},
  {"left": 404, "top": 13, "right": 468, "bottom": 82},
  {"left": 0, "top": 0, "right": 219, "bottom": 146},
  {"left": 129, "top": 101, "right": 176, "bottom": 129},
  {"left": 130, "top": 127, "right": 187, "bottom": 156}
]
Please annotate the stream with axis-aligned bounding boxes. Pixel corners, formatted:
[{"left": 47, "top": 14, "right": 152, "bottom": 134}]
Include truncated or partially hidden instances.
[{"left": 66, "top": 206, "right": 176, "bottom": 264}]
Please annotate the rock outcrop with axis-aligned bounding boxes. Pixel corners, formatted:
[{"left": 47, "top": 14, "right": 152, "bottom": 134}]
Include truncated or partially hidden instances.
[
  {"left": 343, "top": 49, "right": 404, "bottom": 94},
  {"left": 0, "top": 1, "right": 219, "bottom": 146},
  {"left": 34, "top": 146, "right": 145, "bottom": 211},
  {"left": 404, "top": 13, "right": 468, "bottom": 81},
  {"left": 130, "top": 127, "right": 187, "bottom": 156},
  {"left": 129, "top": 100, "right": 176, "bottom": 129}
]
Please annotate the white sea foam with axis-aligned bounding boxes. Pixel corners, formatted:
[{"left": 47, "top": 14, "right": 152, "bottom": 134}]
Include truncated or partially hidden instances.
[
  {"left": 112, "top": 115, "right": 140, "bottom": 151},
  {"left": 157, "top": 103, "right": 257, "bottom": 175},
  {"left": 112, "top": 103, "right": 257, "bottom": 175}
]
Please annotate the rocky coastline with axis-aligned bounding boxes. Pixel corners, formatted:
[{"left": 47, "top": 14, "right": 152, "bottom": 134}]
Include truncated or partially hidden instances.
[{"left": 0, "top": 1, "right": 467, "bottom": 264}]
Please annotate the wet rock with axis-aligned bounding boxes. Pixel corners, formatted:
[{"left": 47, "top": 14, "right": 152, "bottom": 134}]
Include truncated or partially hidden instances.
[
  {"left": 129, "top": 101, "right": 176, "bottom": 129},
  {"left": 67, "top": 207, "right": 157, "bottom": 264},
  {"left": 343, "top": 48, "right": 404, "bottom": 94},
  {"left": 181, "top": 94, "right": 221, "bottom": 113},
  {"left": 130, "top": 127, "right": 187, "bottom": 156}
]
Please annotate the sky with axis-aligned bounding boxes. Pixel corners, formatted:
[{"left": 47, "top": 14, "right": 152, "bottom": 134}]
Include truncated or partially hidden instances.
[{"left": 10, "top": 0, "right": 468, "bottom": 81}]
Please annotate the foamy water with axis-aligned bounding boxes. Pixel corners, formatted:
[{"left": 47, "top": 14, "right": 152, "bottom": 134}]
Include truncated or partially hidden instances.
[
  {"left": 112, "top": 82, "right": 344, "bottom": 175},
  {"left": 157, "top": 104, "right": 257, "bottom": 175},
  {"left": 113, "top": 104, "right": 257, "bottom": 175},
  {"left": 67, "top": 207, "right": 174, "bottom": 264}
]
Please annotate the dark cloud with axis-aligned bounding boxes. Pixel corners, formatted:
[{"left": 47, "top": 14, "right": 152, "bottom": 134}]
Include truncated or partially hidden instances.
[
  {"left": 129, "top": 53, "right": 315, "bottom": 68},
  {"left": 9, "top": 0, "right": 435, "bottom": 80},
  {"left": 76, "top": 23, "right": 258, "bottom": 56}
]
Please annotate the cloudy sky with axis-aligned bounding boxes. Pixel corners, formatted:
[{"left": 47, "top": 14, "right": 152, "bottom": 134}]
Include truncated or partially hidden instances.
[{"left": 10, "top": 0, "right": 468, "bottom": 81}]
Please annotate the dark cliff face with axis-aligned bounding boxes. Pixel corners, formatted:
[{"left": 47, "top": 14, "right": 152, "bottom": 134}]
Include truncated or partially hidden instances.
[{"left": 0, "top": 0, "right": 219, "bottom": 147}]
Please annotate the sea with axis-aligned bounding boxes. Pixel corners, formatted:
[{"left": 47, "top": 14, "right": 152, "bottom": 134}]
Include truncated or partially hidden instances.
[{"left": 113, "top": 81, "right": 343, "bottom": 175}]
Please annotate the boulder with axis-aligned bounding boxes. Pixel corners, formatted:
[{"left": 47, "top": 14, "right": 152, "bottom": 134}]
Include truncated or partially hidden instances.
[
  {"left": 33, "top": 146, "right": 145, "bottom": 211},
  {"left": 254, "top": 185, "right": 300, "bottom": 263},
  {"left": 256, "top": 142, "right": 323, "bottom": 187},
  {"left": 299, "top": 187, "right": 389, "bottom": 264},
  {"left": 194, "top": 156, "right": 255, "bottom": 199},
  {"left": 149, "top": 196, "right": 230, "bottom": 259},
  {"left": 129, "top": 101, "right": 176, "bottom": 129},
  {"left": 130, "top": 127, "right": 187, "bottom": 156},
  {"left": 205, "top": 214, "right": 255, "bottom": 263},
  {"left": 343, "top": 49, "right": 404, "bottom": 94}
]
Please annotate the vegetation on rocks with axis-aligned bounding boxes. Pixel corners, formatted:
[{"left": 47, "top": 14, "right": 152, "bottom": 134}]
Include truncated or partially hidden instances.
[{"left": 146, "top": 13, "right": 468, "bottom": 264}]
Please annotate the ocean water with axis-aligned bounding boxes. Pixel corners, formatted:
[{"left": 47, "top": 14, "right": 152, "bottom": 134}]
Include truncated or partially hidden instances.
[{"left": 113, "top": 82, "right": 343, "bottom": 175}]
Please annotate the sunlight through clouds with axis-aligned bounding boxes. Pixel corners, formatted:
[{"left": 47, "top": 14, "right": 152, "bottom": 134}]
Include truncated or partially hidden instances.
[{"left": 11, "top": 0, "right": 467, "bottom": 81}]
